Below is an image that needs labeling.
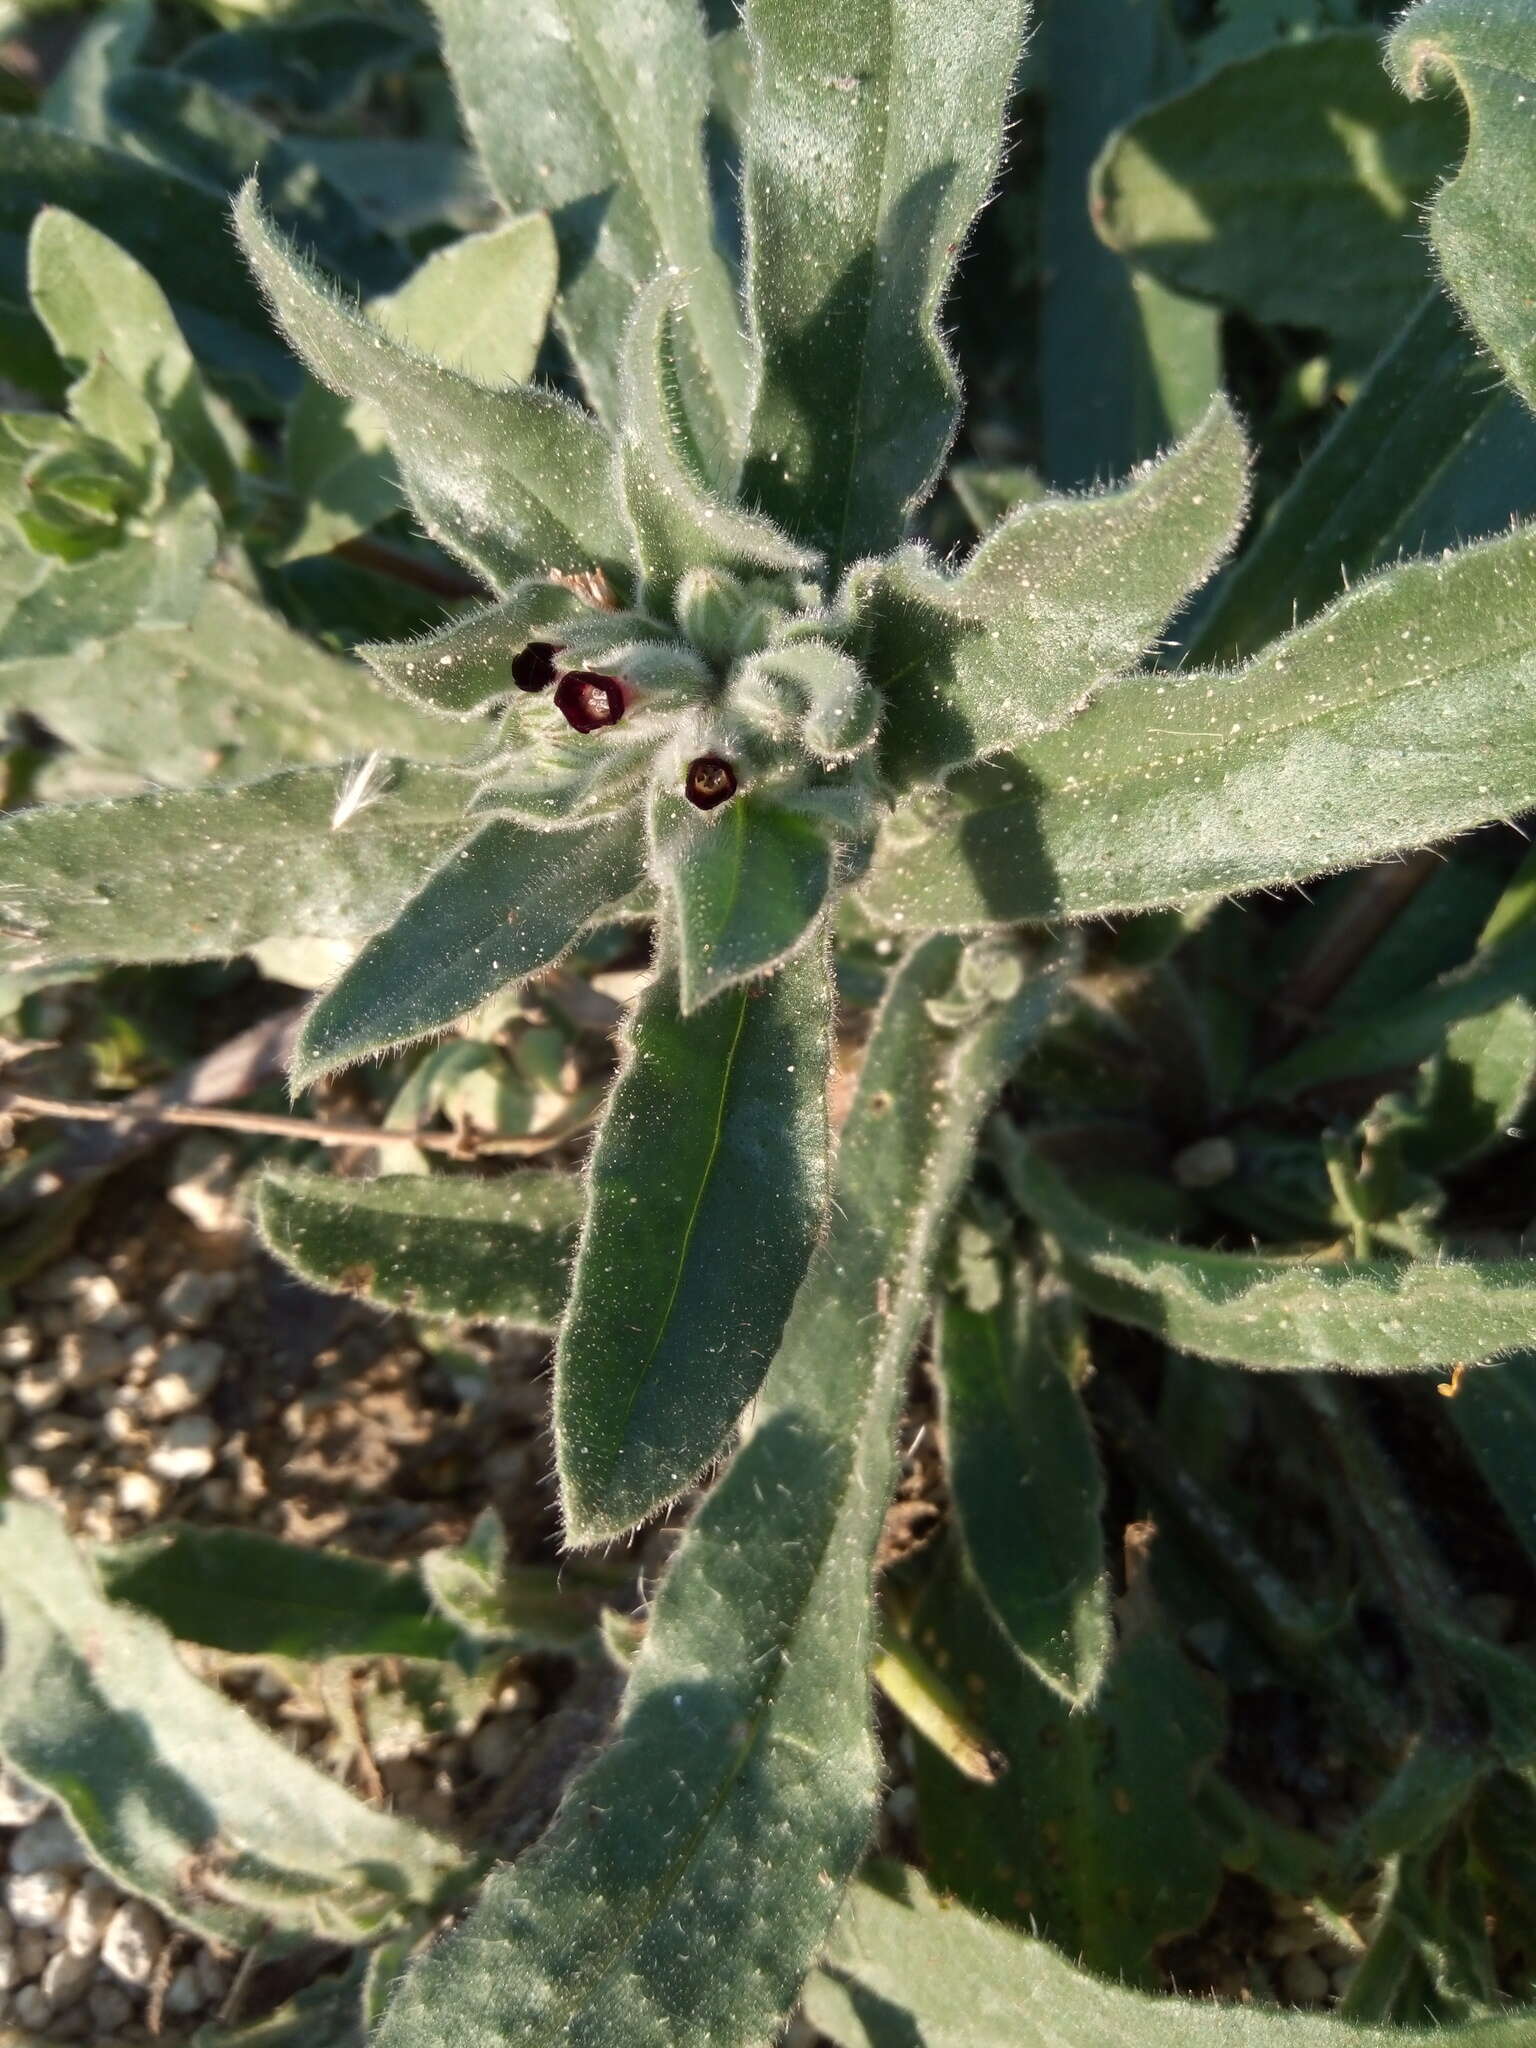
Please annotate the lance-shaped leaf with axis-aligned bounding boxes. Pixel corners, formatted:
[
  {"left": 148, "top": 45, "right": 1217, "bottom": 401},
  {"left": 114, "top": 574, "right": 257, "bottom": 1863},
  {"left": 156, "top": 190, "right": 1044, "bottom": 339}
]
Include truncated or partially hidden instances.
[
  {"left": 807, "top": 1866, "right": 1536, "bottom": 2048},
  {"left": 650, "top": 785, "right": 836, "bottom": 1012},
  {"left": 360, "top": 586, "right": 619, "bottom": 719},
  {"left": 428, "top": 0, "right": 747, "bottom": 465},
  {"left": 1188, "top": 290, "right": 1536, "bottom": 666},
  {"left": 936, "top": 1278, "right": 1111, "bottom": 1706},
  {"left": 0, "top": 117, "right": 292, "bottom": 407},
  {"left": 293, "top": 812, "right": 646, "bottom": 1088},
  {"left": 29, "top": 206, "right": 243, "bottom": 499},
  {"left": 1007, "top": 1146, "right": 1536, "bottom": 1374},
  {"left": 1092, "top": 34, "right": 1463, "bottom": 371},
  {"left": 0, "top": 1500, "right": 457, "bottom": 1946},
  {"left": 234, "top": 184, "right": 631, "bottom": 594},
  {"left": 618, "top": 275, "right": 818, "bottom": 610},
  {"left": 910, "top": 1549, "right": 1222, "bottom": 1981},
  {"left": 850, "top": 397, "right": 1247, "bottom": 786},
  {"left": 375, "top": 934, "right": 1071, "bottom": 2048},
  {"left": 862, "top": 520, "right": 1536, "bottom": 930},
  {"left": 256, "top": 1167, "right": 581, "bottom": 1328},
  {"left": 373, "top": 212, "right": 559, "bottom": 394},
  {"left": 97, "top": 1524, "right": 468, "bottom": 1664},
  {"left": 1391, "top": 0, "right": 1536, "bottom": 411},
  {"left": 555, "top": 939, "right": 831, "bottom": 1542},
  {"left": 0, "top": 763, "right": 467, "bottom": 973},
  {"left": 740, "top": 0, "right": 1027, "bottom": 570}
]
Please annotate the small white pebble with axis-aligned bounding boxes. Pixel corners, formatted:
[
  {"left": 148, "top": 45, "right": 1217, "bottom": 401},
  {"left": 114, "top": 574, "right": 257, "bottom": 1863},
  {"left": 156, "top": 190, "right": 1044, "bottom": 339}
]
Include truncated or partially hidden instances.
[
  {"left": 100, "top": 1899, "right": 164, "bottom": 1986},
  {"left": 5, "top": 1464, "right": 53, "bottom": 1502},
  {"left": 57, "top": 1327, "right": 125, "bottom": 1390},
  {"left": 6, "top": 1869, "right": 71, "bottom": 1930},
  {"left": 0, "top": 1941, "right": 17, "bottom": 1991},
  {"left": 40, "top": 1946, "right": 94, "bottom": 2006},
  {"left": 12, "top": 1981, "right": 52, "bottom": 2029},
  {"left": 9, "top": 1809, "right": 83, "bottom": 1875},
  {"left": 0, "top": 1324, "right": 36, "bottom": 1365},
  {"left": 156, "top": 1270, "right": 233, "bottom": 1332},
  {"left": 63, "top": 1872, "right": 116, "bottom": 1958},
  {"left": 13, "top": 1925, "right": 48, "bottom": 1977},
  {"left": 163, "top": 1961, "right": 207, "bottom": 2016},
  {"left": 0, "top": 1766, "right": 49, "bottom": 1827},
  {"left": 146, "top": 1414, "right": 218, "bottom": 1484},
  {"left": 13, "top": 1366, "right": 65, "bottom": 1416},
  {"left": 142, "top": 1339, "right": 224, "bottom": 1420},
  {"left": 115, "top": 1471, "right": 165, "bottom": 1519},
  {"left": 89, "top": 1979, "right": 136, "bottom": 2032}
]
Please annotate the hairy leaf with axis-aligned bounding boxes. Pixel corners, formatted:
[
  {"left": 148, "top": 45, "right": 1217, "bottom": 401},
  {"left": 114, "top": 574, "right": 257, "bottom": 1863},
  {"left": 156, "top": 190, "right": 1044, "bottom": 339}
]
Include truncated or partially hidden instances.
[
  {"left": 651, "top": 787, "right": 835, "bottom": 1011},
  {"left": 1188, "top": 292, "right": 1536, "bottom": 665},
  {"left": 294, "top": 813, "right": 646, "bottom": 1087},
  {"left": 863, "top": 522, "right": 1536, "bottom": 928},
  {"left": 618, "top": 275, "right": 817, "bottom": 609},
  {"left": 429, "top": 0, "right": 747, "bottom": 464},
  {"left": 1391, "top": 0, "right": 1536, "bottom": 410},
  {"left": 373, "top": 214, "right": 558, "bottom": 394},
  {"left": 0, "top": 1501, "right": 456, "bottom": 1945},
  {"left": 936, "top": 1279, "right": 1111, "bottom": 1705},
  {"left": 359, "top": 585, "right": 588, "bottom": 719},
  {"left": 851, "top": 397, "right": 1247, "bottom": 786},
  {"left": 174, "top": 16, "right": 423, "bottom": 120},
  {"left": 97, "top": 1524, "right": 468, "bottom": 1663},
  {"left": 741, "top": 0, "right": 1027, "bottom": 570},
  {"left": 0, "top": 117, "right": 292, "bottom": 407},
  {"left": 911, "top": 1549, "right": 1223, "bottom": 1981},
  {"left": 1093, "top": 34, "right": 1462, "bottom": 368},
  {"left": 1447, "top": 1355, "right": 1536, "bottom": 1583},
  {"left": 257, "top": 1168, "right": 581, "bottom": 1329},
  {"left": 807, "top": 1866, "right": 1536, "bottom": 2047},
  {"left": 0, "top": 762, "right": 468, "bottom": 973},
  {"left": 1009, "top": 1147, "right": 1536, "bottom": 1374},
  {"left": 555, "top": 940, "right": 831, "bottom": 1542},
  {"left": 234, "top": 185, "right": 631, "bottom": 593},
  {"left": 376, "top": 934, "right": 1071, "bottom": 2048}
]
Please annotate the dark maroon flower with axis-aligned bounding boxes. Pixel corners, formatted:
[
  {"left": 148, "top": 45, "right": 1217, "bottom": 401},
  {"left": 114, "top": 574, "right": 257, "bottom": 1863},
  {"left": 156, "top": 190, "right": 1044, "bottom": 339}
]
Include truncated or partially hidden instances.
[
  {"left": 511, "top": 640, "right": 563, "bottom": 693},
  {"left": 555, "top": 671, "right": 626, "bottom": 732},
  {"left": 685, "top": 755, "right": 737, "bottom": 810}
]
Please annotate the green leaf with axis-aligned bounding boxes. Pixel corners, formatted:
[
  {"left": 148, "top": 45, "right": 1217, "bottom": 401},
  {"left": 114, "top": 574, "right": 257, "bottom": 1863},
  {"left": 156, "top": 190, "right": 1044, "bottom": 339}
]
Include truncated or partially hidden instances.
[
  {"left": 1007, "top": 1145, "right": 1536, "bottom": 1374},
  {"left": 0, "top": 579, "right": 469, "bottom": 789},
  {"left": 1446, "top": 1354, "right": 1536, "bottom": 1581},
  {"left": 935, "top": 1277, "right": 1111, "bottom": 1706},
  {"left": 0, "top": 1499, "right": 457, "bottom": 1945},
  {"left": 428, "top": 0, "right": 748, "bottom": 465},
  {"left": 28, "top": 206, "right": 243, "bottom": 498},
  {"left": 234, "top": 184, "right": 632, "bottom": 594},
  {"left": 1187, "top": 291, "right": 1536, "bottom": 666},
  {"left": 651, "top": 787, "right": 835, "bottom": 1012},
  {"left": 375, "top": 934, "right": 1071, "bottom": 2048},
  {"left": 419, "top": 1511, "right": 610, "bottom": 1654},
  {"left": 1391, "top": 0, "right": 1536, "bottom": 411},
  {"left": 97, "top": 1524, "right": 468, "bottom": 1663},
  {"left": 1394, "top": 999, "right": 1536, "bottom": 1173},
  {"left": 0, "top": 117, "right": 294, "bottom": 408},
  {"left": 256, "top": 1167, "right": 581, "bottom": 1329},
  {"left": 862, "top": 521, "right": 1536, "bottom": 929},
  {"left": 1038, "top": 0, "right": 1220, "bottom": 490},
  {"left": 39, "top": 0, "right": 154, "bottom": 144},
  {"left": 359, "top": 585, "right": 589, "bottom": 718},
  {"left": 293, "top": 812, "right": 646, "bottom": 1088},
  {"left": 1093, "top": 33, "right": 1463, "bottom": 370},
  {"left": 0, "top": 486, "right": 219, "bottom": 653},
  {"left": 1250, "top": 920, "right": 1536, "bottom": 1102},
  {"left": 374, "top": 214, "right": 559, "bottom": 394},
  {"left": 910, "top": 1548, "right": 1223, "bottom": 1982},
  {"left": 740, "top": 0, "right": 1027, "bottom": 570},
  {"left": 555, "top": 940, "right": 831, "bottom": 1541},
  {"left": 849, "top": 396, "right": 1248, "bottom": 786},
  {"left": 617, "top": 275, "right": 818, "bottom": 610},
  {"left": 0, "top": 762, "right": 469, "bottom": 972},
  {"left": 175, "top": 16, "right": 423, "bottom": 119},
  {"left": 808, "top": 1865, "right": 1536, "bottom": 2047}
]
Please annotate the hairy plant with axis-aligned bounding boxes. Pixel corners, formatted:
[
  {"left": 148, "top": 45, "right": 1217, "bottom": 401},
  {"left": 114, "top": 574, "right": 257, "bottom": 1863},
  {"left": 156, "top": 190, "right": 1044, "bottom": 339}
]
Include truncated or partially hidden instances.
[{"left": 6, "top": 0, "right": 1536, "bottom": 2042}]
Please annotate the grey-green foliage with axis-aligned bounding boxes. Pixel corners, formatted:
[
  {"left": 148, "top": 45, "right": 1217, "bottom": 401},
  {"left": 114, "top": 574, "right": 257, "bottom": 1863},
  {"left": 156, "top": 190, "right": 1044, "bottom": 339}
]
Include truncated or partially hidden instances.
[
  {"left": 935, "top": 1278, "right": 1111, "bottom": 1705},
  {"left": 373, "top": 935, "right": 1071, "bottom": 2048},
  {"left": 554, "top": 940, "right": 831, "bottom": 1542},
  {"left": 0, "top": 1501, "right": 457, "bottom": 1946},
  {"left": 0, "top": 764, "right": 468, "bottom": 972},
  {"left": 741, "top": 0, "right": 1026, "bottom": 571},
  {"left": 1007, "top": 1145, "right": 1536, "bottom": 1374},
  {"left": 428, "top": 0, "right": 747, "bottom": 465},
  {"left": 808, "top": 1866, "right": 1536, "bottom": 2047},
  {"left": 1391, "top": 0, "right": 1536, "bottom": 412},
  {"left": 1093, "top": 34, "right": 1463, "bottom": 368},
  {"left": 256, "top": 1168, "right": 583, "bottom": 1328},
  {"left": 863, "top": 521, "right": 1536, "bottom": 929}
]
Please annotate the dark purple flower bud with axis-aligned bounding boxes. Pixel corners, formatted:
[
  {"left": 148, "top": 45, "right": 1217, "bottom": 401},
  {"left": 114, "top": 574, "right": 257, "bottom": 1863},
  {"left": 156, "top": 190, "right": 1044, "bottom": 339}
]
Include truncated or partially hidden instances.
[
  {"left": 686, "top": 755, "right": 737, "bottom": 810},
  {"left": 555, "top": 671, "right": 626, "bottom": 732},
  {"left": 511, "top": 640, "right": 563, "bottom": 693}
]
